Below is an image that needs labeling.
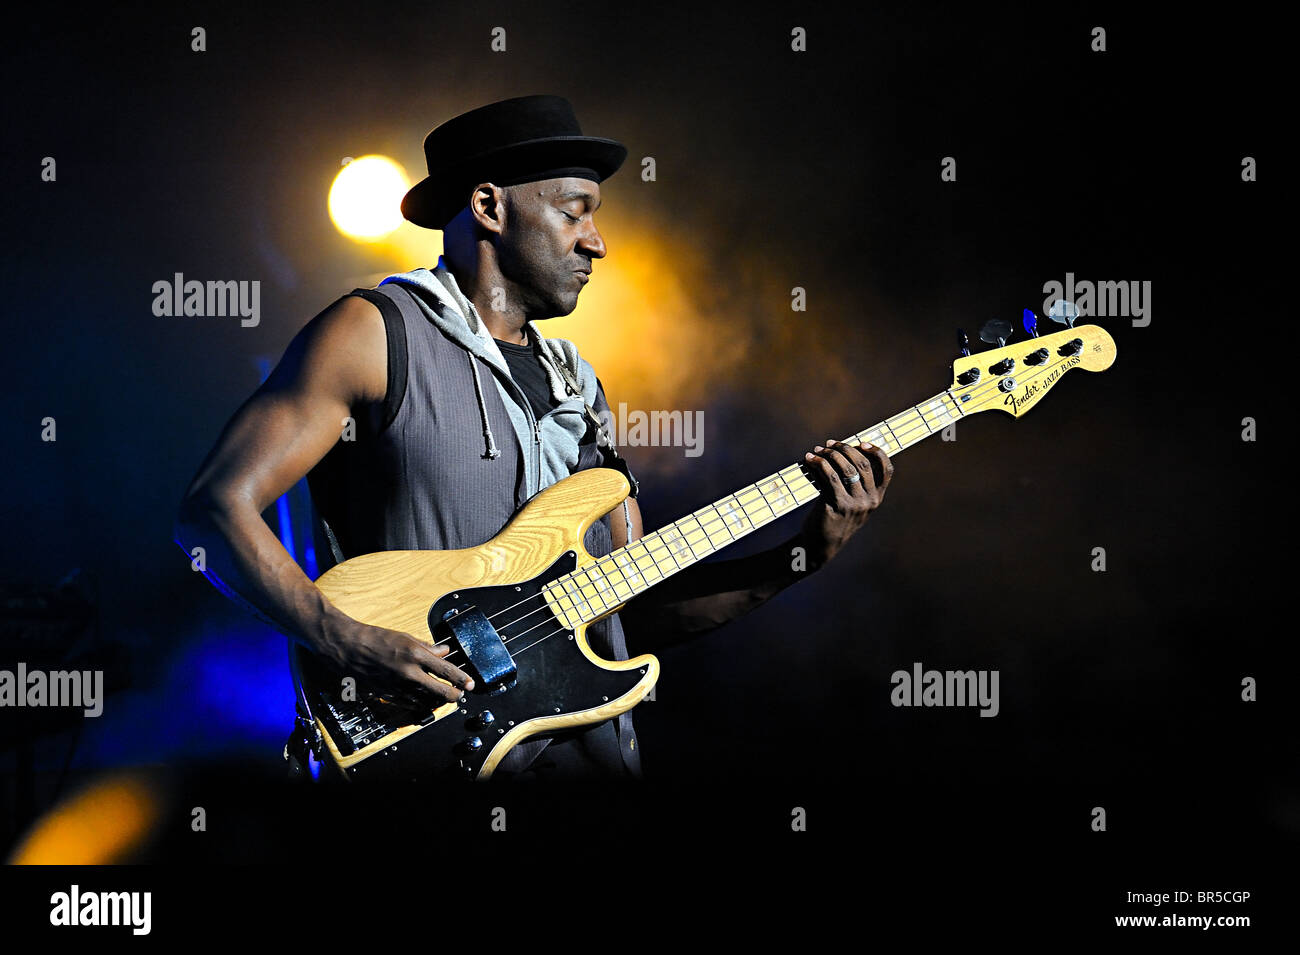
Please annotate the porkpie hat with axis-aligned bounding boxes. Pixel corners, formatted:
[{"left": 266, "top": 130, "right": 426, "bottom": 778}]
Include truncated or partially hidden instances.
[{"left": 400, "top": 94, "right": 628, "bottom": 230}]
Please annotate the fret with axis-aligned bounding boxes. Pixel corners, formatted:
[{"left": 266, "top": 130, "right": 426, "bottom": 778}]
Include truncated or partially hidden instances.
[
  {"left": 699, "top": 503, "right": 737, "bottom": 548},
  {"left": 679, "top": 513, "right": 715, "bottom": 556},
  {"left": 582, "top": 563, "right": 614, "bottom": 604},
  {"left": 612, "top": 548, "right": 646, "bottom": 590},
  {"left": 945, "top": 389, "right": 966, "bottom": 418},
  {"left": 582, "top": 566, "right": 616, "bottom": 613},
  {"left": 752, "top": 484, "right": 777, "bottom": 515},
  {"left": 920, "top": 396, "right": 951, "bottom": 431},
  {"left": 657, "top": 523, "right": 694, "bottom": 567},
  {"left": 545, "top": 583, "right": 576, "bottom": 621},
  {"left": 592, "top": 559, "right": 626, "bottom": 602},
  {"left": 634, "top": 530, "right": 676, "bottom": 574},
  {"left": 542, "top": 586, "right": 576, "bottom": 630},
  {"left": 895, "top": 410, "right": 929, "bottom": 451},
  {"left": 707, "top": 504, "right": 735, "bottom": 544},
  {"left": 735, "top": 483, "right": 775, "bottom": 523},
  {"left": 625, "top": 540, "right": 664, "bottom": 582},
  {"left": 885, "top": 410, "right": 923, "bottom": 450},
  {"left": 889, "top": 411, "right": 921, "bottom": 451},
  {"left": 857, "top": 427, "right": 888, "bottom": 451},
  {"left": 572, "top": 566, "right": 605, "bottom": 609},
  {"left": 616, "top": 540, "right": 647, "bottom": 587},
  {"left": 644, "top": 530, "right": 676, "bottom": 566},
  {"left": 640, "top": 531, "right": 681, "bottom": 574},
  {"left": 609, "top": 550, "right": 641, "bottom": 590},
  {"left": 792, "top": 470, "right": 818, "bottom": 504},
  {"left": 743, "top": 489, "right": 767, "bottom": 521},
  {"left": 911, "top": 403, "right": 936, "bottom": 434},
  {"left": 933, "top": 394, "right": 955, "bottom": 426},
  {"left": 560, "top": 576, "right": 596, "bottom": 619},
  {"left": 614, "top": 564, "right": 636, "bottom": 601},
  {"left": 879, "top": 420, "right": 901, "bottom": 454},
  {"left": 757, "top": 474, "right": 796, "bottom": 516},
  {"left": 670, "top": 518, "right": 704, "bottom": 561},
  {"left": 779, "top": 464, "right": 818, "bottom": 504},
  {"left": 717, "top": 495, "right": 752, "bottom": 538}
]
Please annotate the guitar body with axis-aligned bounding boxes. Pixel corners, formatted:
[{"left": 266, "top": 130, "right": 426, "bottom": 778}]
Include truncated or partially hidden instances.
[{"left": 292, "top": 467, "right": 659, "bottom": 781}]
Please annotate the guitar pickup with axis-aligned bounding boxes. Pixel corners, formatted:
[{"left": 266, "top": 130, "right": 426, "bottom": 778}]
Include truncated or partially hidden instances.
[{"left": 442, "top": 607, "right": 517, "bottom": 691}]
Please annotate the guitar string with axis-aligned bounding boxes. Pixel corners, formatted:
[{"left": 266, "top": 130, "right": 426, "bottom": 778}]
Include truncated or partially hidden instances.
[
  {"left": 427, "top": 349, "right": 1082, "bottom": 672},
  {"left": 431, "top": 351, "right": 1075, "bottom": 682},
  {"left": 374, "top": 356, "right": 1077, "bottom": 716},
  {"left": 422, "top": 349, "right": 1083, "bottom": 677},
  {"left": 498, "top": 348, "right": 1077, "bottom": 634},
  {"left": 465, "top": 349, "right": 1068, "bottom": 636}
]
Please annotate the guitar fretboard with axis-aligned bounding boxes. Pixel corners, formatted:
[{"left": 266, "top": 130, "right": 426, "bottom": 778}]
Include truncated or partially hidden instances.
[{"left": 541, "top": 389, "right": 966, "bottom": 629}]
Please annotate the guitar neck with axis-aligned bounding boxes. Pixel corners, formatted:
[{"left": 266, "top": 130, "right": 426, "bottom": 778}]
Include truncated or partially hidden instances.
[{"left": 543, "top": 388, "right": 965, "bottom": 628}]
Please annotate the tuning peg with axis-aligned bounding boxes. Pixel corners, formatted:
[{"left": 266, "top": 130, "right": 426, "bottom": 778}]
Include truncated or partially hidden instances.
[
  {"left": 1023, "top": 308, "right": 1039, "bottom": 337},
  {"left": 979, "top": 318, "right": 1013, "bottom": 348},
  {"left": 957, "top": 328, "right": 971, "bottom": 357},
  {"left": 1047, "top": 299, "right": 1079, "bottom": 328}
]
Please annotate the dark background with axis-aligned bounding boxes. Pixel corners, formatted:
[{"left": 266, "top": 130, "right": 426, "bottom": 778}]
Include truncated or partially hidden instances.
[{"left": 1, "top": 0, "right": 1289, "bottom": 901}]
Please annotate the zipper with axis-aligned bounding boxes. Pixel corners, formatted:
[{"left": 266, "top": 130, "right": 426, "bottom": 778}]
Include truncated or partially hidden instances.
[
  {"left": 533, "top": 414, "right": 541, "bottom": 493},
  {"left": 508, "top": 376, "right": 542, "bottom": 498},
  {"left": 501, "top": 343, "right": 565, "bottom": 498}
]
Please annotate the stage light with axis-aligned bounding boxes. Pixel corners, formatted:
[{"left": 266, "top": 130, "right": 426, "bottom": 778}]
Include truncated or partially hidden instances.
[
  {"left": 328, "top": 155, "right": 410, "bottom": 240},
  {"left": 8, "top": 770, "right": 160, "bottom": 863}
]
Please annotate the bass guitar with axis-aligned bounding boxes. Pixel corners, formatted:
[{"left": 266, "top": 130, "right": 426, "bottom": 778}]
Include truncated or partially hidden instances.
[{"left": 293, "top": 320, "right": 1116, "bottom": 780}]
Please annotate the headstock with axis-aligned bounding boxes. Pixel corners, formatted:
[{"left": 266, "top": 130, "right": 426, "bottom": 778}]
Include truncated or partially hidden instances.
[{"left": 949, "top": 319, "right": 1116, "bottom": 418}]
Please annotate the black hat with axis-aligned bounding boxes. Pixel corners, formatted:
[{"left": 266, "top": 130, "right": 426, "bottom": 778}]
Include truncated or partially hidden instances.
[{"left": 400, "top": 95, "right": 628, "bottom": 230}]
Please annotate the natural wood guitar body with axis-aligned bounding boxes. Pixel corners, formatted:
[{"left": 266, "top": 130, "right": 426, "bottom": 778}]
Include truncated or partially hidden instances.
[{"left": 298, "top": 467, "right": 659, "bottom": 780}]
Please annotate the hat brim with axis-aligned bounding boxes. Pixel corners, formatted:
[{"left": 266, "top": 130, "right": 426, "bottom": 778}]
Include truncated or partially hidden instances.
[{"left": 401, "top": 135, "right": 628, "bottom": 230}]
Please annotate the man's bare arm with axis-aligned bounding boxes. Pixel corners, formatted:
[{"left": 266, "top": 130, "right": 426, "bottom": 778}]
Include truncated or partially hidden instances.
[{"left": 174, "top": 296, "right": 474, "bottom": 702}]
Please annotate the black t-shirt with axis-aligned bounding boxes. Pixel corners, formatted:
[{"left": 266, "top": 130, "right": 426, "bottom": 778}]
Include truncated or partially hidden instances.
[
  {"left": 495, "top": 334, "right": 639, "bottom": 498},
  {"left": 494, "top": 336, "right": 556, "bottom": 421}
]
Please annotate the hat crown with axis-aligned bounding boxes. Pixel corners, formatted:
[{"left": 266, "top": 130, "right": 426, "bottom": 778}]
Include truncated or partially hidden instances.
[{"left": 424, "top": 95, "right": 583, "bottom": 168}]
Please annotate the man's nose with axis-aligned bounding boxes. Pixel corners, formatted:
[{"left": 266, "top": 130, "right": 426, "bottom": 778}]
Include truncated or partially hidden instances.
[{"left": 578, "top": 221, "right": 606, "bottom": 259}]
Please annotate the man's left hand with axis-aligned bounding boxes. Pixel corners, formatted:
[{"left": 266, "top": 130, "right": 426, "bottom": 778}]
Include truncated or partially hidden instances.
[{"left": 798, "top": 439, "right": 894, "bottom": 570}]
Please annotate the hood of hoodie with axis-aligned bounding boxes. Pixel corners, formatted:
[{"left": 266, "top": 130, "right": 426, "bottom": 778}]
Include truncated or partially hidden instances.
[{"left": 379, "top": 258, "right": 600, "bottom": 501}]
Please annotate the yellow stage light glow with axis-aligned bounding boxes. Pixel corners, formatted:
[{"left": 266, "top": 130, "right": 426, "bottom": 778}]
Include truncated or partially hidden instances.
[
  {"left": 329, "top": 155, "right": 410, "bottom": 240},
  {"left": 7, "top": 770, "right": 161, "bottom": 864}
]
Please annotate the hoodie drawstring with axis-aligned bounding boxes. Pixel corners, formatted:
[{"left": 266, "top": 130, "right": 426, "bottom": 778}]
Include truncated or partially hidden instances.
[{"left": 467, "top": 352, "right": 501, "bottom": 459}]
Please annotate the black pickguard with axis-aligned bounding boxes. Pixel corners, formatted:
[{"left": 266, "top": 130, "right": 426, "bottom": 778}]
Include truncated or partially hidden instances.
[{"left": 295, "top": 553, "right": 646, "bottom": 781}]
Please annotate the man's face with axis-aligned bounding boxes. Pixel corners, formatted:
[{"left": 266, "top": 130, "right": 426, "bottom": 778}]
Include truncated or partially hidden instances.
[{"left": 496, "top": 177, "right": 606, "bottom": 319}]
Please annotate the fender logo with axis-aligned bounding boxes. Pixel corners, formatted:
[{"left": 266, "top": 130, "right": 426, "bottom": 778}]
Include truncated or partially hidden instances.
[{"left": 1003, "top": 355, "right": 1080, "bottom": 413}]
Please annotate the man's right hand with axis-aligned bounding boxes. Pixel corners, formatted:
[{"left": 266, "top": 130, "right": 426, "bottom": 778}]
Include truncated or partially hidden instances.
[
  {"left": 315, "top": 612, "right": 475, "bottom": 705},
  {"left": 176, "top": 296, "right": 479, "bottom": 708},
  {"left": 176, "top": 296, "right": 465, "bottom": 705}
]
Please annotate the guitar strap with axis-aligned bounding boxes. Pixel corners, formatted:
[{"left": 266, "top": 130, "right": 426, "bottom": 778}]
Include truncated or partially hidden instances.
[
  {"left": 538, "top": 340, "right": 639, "bottom": 499},
  {"left": 539, "top": 341, "right": 639, "bottom": 550}
]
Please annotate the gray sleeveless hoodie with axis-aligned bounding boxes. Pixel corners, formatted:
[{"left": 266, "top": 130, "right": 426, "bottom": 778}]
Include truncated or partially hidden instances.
[{"left": 306, "top": 260, "right": 641, "bottom": 778}]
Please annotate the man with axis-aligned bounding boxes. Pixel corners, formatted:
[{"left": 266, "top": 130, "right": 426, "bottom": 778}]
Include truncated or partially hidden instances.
[{"left": 174, "top": 95, "right": 893, "bottom": 780}]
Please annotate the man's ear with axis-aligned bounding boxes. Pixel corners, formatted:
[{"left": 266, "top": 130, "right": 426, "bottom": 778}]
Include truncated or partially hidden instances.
[{"left": 468, "top": 183, "right": 507, "bottom": 235}]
